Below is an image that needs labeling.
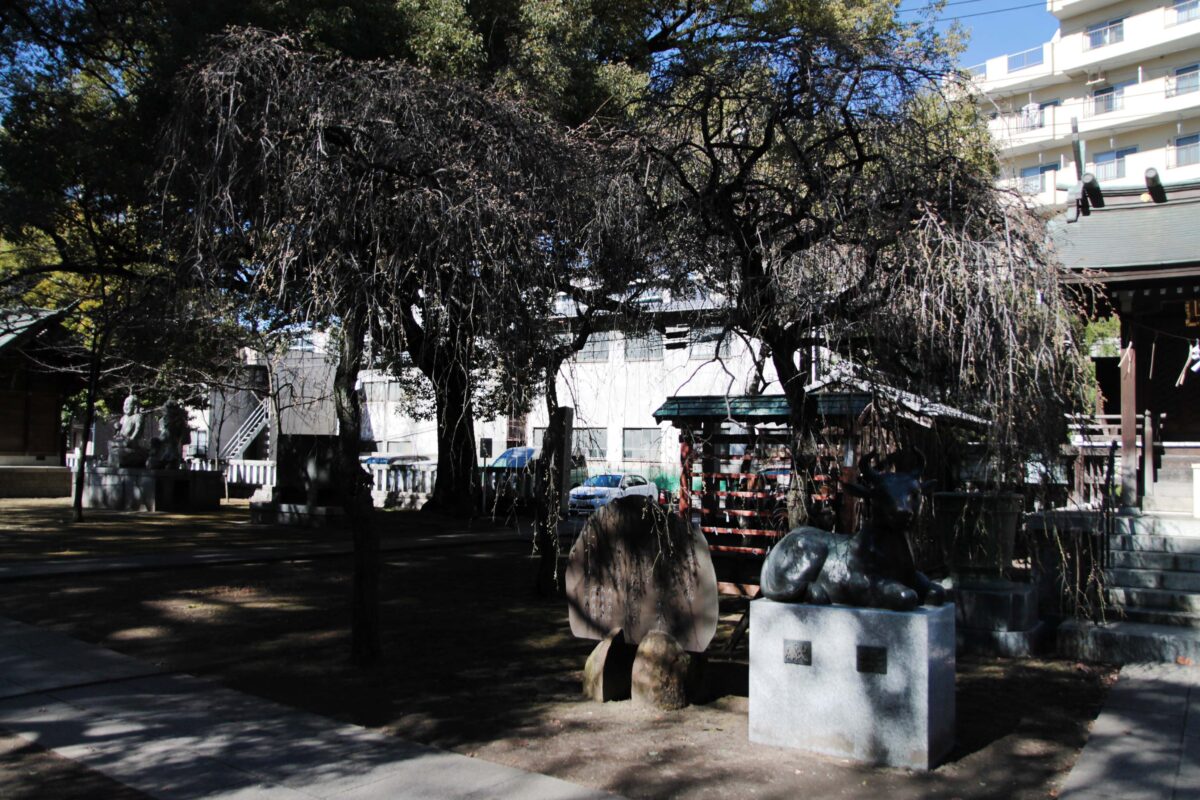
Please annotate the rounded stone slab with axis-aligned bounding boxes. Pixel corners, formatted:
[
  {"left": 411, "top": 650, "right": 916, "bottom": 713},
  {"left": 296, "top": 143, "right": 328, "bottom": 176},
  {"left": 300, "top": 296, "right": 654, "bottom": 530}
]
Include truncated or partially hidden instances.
[{"left": 565, "top": 496, "right": 718, "bottom": 653}]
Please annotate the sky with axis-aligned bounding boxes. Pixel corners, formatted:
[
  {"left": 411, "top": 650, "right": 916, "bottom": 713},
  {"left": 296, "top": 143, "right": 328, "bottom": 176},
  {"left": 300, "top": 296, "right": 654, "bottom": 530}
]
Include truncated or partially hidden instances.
[{"left": 897, "top": 0, "right": 1063, "bottom": 68}]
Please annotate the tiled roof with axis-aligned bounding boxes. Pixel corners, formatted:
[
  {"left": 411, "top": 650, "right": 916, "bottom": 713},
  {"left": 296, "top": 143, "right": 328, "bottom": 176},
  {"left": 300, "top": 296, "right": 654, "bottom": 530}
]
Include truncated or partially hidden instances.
[
  {"left": 1049, "top": 198, "right": 1200, "bottom": 272},
  {"left": 0, "top": 308, "right": 66, "bottom": 353}
]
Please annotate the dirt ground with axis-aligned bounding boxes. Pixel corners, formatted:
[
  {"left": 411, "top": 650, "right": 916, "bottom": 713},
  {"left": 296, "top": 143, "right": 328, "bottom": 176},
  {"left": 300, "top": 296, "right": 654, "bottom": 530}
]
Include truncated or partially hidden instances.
[{"left": 0, "top": 500, "right": 1116, "bottom": 799}]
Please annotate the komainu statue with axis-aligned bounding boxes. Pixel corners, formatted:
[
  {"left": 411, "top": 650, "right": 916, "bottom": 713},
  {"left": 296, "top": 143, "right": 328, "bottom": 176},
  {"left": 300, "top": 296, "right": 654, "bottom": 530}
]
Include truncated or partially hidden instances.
[
  {"left": 147, "top": 399, "right": 190, "bottom": 470},
  {"left": 107, "top": 393, "right": 149, "bottom": 468},
  {"left": 759, "top": 452, "right": 946, "bottom": 611}
]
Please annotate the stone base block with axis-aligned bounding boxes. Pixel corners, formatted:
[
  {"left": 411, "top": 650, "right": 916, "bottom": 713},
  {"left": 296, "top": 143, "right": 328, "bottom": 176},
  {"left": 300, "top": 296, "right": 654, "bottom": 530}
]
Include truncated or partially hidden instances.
[
  {"left": 250, "top": 502, "right": 345, "bottom": 528},
  {"left": 958, "top": 621, "right": 1049, "bottom": 657},
  {"left": 749, "top": 599, "right": 955, "bottom": 771},
  {"left": 0, "top": 466, "right": 70, "bottom": 498},
  {"left": 955, "top": 582, "right": 1038, "bottom": 632},
  {"left": 954, "top": 581, "right": 1045, "bottom": 657},
  {"left": 76, "top": 467, "right": 221, "bottom": 512}
]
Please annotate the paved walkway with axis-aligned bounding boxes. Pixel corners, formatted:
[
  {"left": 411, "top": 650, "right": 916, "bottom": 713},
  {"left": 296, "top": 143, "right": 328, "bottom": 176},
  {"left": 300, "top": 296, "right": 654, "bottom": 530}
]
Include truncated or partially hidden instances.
[
  {"left": 0, "top": 616, "right": 617, "bottom": 799},
  {"left": 1060, "top": 662, "right": 1200, "bottom": 799}
]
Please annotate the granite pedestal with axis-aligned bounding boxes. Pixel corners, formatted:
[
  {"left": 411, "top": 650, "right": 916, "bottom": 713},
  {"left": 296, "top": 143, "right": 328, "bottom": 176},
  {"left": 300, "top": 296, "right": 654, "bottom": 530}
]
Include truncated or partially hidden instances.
[
  {"left": 749, "top": 599, "right": 955, "bottom": 770},
  {"left": 77, "top": 467, "right": 222, "bottom": 512}
]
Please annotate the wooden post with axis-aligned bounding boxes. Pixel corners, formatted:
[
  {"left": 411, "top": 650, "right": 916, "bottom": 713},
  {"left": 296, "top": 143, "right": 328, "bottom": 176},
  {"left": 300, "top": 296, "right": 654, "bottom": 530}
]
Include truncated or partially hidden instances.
[
  {"left": 1119, "top": 312, "right": 1139, "bottom": 513},
  {"left": 701, "top": 422, "right": 719, "bottom": 526},
  {"left": 678, "top": 428, "right": 693, "bottom": 517}
]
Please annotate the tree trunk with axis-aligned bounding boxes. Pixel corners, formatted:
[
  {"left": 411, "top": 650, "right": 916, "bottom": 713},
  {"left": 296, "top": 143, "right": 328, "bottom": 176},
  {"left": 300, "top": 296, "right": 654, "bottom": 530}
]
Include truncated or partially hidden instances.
[
  {"left": 427, "top": 358, "right": 478, "bottom": 514},
  {"left": 534, "top": 402, "right": 571, "bottom": 596},
  {"left": 333, "top": 307, "right": 379, "bottom": 666},
  {"left": 769, "top": 340, "right": 817, "bottom": 529},
  {"left": 71, "top": 350, "right": 103, "bottom": 523}
]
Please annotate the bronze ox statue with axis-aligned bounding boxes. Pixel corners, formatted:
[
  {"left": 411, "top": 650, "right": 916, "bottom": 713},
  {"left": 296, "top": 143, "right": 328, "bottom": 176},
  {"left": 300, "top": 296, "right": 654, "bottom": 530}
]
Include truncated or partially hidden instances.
[{"left": 759, "top": 452, "right": 946, "bottom": 611}]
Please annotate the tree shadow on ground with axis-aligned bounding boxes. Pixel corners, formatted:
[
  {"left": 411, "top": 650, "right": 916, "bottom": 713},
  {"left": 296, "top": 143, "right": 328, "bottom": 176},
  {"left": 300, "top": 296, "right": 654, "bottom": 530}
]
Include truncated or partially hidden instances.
[{"left": 0, "top": 506, "right": 1116, "bottom": 800}]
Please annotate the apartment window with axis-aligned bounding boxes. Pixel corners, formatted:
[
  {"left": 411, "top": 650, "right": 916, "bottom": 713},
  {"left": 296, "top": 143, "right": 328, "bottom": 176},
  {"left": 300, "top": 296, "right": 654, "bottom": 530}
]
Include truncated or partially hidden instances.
[
  {"left": 688, "top": 327, "right": 727, "bottom": 360},
  {"left": 624, "top": 332, "right": 664, "bottom": 362},
  {"left": 1019, "top": 163, "right": 1058, "bottom": 194},
  {"left": 1086, "top": 18, "right": 1124, "bottom": 50},
  {"left": 1175, "top": 133, "right": 1200, "bottom": 167},
  {"left": 1090, "top": 85, "right": 1123, "bottom": 116},
  {"left": 532, "top": 426, "right": 606, "bottom": 458},
  {"left": 1092, "top": 147, "right": 1137, "bottom": 181},
  {"left": 574, "top": 332, "right": 612, "bottom": 363},
  {"left": 1169, "top": 64, "right": 1200, "bottom": 97},
  {"left": 575, "top": 428, "right": 606, "bottom": 459},
  {"left": 1173, "top": 0, "right": 1200, "bottom": 25},
  {"left": 623, "top": 428, "right": 662, "bottom": 461}
]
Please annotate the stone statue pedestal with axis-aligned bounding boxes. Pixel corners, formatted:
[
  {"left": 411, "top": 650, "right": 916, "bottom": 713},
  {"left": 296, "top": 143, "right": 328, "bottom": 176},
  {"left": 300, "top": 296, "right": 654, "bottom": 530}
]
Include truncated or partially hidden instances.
[
  {"left": 749, "top": 599, "right": 955, "bottom": 770},
  {"left": 76, "top": 467, "right": 222, "bottom": 513}
]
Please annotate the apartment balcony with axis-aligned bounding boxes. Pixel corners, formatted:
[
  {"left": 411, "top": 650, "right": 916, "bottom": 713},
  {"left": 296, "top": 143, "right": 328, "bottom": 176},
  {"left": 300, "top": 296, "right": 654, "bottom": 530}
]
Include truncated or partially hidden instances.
[
  {"left": 988, "top": 103, "right": 1074, "bottom": 156},
  {"left": 966, "top": 42, "right": 1063, "bottom": 96},
  {"left": 1079, "top": 148, "right": 1200, "bottom": 191},
  {"left": 1076, "top": 71, "right": 1200, "bottom": 136},
  {"left": 1057, "top": 3, "right": 1200, "bottom": 77}
]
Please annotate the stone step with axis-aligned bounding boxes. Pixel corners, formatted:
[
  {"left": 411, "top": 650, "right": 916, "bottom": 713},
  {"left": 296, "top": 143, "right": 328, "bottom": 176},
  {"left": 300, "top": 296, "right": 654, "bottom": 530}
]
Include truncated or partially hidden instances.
[
  {"left": 1105, "top": 567, "right": 1200, "bottom": 592},
  {"left": 1110, "top": 531, "right": 1200, "bottom": 553},
  {"left": 1142, "top": 496, "right": 1194, "bottom": 514},
  {"left": 1106, "top": 585, "right": 1200, "bottom": 612},
  {"left": 1107, "top": 606, "right": 1200, "bottom": 628},
  {"left": 1108, "top": 549, "right": 1200, "bottom": 573},
  {"left": 1058, "top": 619, "right": 1200, "bottom": 664},
  {"left": 1114, "top": 515, "right": 1200, "bottom": 537}
]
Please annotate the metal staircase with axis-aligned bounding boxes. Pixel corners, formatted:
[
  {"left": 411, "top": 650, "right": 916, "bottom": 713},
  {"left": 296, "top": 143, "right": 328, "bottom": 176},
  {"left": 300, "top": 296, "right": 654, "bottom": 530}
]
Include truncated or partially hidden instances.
[{"left": 220, "top": 398, "right": 269, "bottom": 460}]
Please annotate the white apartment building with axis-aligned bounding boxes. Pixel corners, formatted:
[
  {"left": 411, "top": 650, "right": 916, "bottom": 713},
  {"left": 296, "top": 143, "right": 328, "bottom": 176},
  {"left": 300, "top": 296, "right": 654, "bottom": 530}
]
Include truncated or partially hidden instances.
[{"left": 969, "top": 0, "right": 1200, "bottom": 205}]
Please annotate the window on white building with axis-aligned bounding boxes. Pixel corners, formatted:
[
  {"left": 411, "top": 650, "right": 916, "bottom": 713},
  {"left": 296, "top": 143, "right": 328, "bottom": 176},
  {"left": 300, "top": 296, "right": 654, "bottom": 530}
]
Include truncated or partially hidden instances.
[
  {"left": 1090, "top": 85, "right": 1123, "bottom": 116},
  {"left": 1092, "top": 147, "right": 1137, "bottom": 181},
  {"left": 1169, "top": 64, "right": 1200, "bottom": 97},
  {"left": 1086, "top": 18, "right": 1124, "bottom": 49},
  {"left": 1019, "top": 163, "right": 1058, "bottom": 194},
  {"left": 574, "top": 332, "right": 612, "bottom": 363},
  {"left": 1173, "top": 0, "right": 1200, "bottom": 25},
  {"left": 688, "top": 327, "right": 727, "bottom": 360},
  {"left": 623, "top": 428, "right": 662, "bottom": 461},
  {"left": 1174, "top": 133, "right": 1200, "bottom": 168},
  {"left": 624, "top": 332, "right": 664, "bottom": 362},
  {"left": 532, "top": 426, "right": 607, "bottom": 459}
]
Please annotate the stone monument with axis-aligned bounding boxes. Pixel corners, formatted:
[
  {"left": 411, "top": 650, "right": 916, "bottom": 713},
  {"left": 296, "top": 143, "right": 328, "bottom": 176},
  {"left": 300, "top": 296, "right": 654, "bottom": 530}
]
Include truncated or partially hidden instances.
[
  {"left": 749, "top": 452, "right": 955, "bottom": 770},
  {"left": 77, "top": 392, "right": 220, "bottom": 512},
  {"left": 566, "top": 495, "right": 718, "bottom": 707}
]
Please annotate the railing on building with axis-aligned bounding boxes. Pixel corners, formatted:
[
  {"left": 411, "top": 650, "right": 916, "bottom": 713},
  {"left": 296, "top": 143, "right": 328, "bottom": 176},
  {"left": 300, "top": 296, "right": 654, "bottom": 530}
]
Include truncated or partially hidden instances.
[
  {"left": 1006, "top": 46, "right": 1045, "bottom": 73},
  {"left": 1166, "top": 72, "right": 1200, "bottom": 98},
  {"left": 1084, "top": 91, "right": 1123, "bottom": 118}
]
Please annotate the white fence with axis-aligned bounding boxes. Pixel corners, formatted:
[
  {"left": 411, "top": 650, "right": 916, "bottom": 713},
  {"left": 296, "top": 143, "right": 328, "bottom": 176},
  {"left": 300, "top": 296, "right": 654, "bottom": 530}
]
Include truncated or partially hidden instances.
[
  {"left": 224, "top": 459, "right": 276, "bottom": 487},
  {"left": 370, "top": 462, "right": 438, "bottom": 509}
]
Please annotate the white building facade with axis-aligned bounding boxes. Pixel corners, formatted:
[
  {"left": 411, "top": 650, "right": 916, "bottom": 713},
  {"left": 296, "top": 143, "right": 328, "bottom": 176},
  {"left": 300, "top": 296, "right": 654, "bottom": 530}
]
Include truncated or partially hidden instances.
[
  {"left": 359, "top": 326, "right": 785, "bottom": 490},
  {"left": 969, "top": 0, "right": 1200, "bottom": 205}
]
